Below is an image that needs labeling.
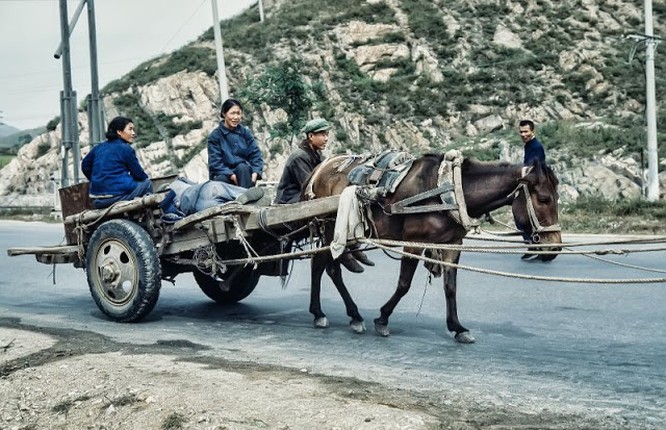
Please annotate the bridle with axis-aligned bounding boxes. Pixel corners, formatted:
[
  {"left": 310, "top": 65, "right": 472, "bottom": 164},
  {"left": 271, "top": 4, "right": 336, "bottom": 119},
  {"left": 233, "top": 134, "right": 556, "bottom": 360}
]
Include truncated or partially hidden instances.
[{"left": 510, "top": 166, "right": 561, "bottom": 243}]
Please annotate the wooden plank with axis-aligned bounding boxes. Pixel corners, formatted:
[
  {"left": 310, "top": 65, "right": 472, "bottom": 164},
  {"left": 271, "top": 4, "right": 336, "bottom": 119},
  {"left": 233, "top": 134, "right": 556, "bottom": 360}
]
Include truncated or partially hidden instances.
[
  {"left": 7, "top": 245, "right": 81, "bottom": 266},
  {"left": 7, "top": 245, "right": 79, "bottom": 257},
  {"left": 160, "top": 197, "right": 339, "bottom": 255},
  {"left": 63, "top": 193, "right": 165, "bottom": 225},
  {"left": 243, "top": 196, "right": 339, "bottom": 230}
]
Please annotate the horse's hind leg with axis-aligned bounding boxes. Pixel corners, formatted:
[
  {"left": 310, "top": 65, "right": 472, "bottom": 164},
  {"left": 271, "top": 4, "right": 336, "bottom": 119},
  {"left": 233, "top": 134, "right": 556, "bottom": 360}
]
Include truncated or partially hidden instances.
[
  {"left": 373, "top": 247, "right": 421, "bottom": 337},
  {"left": 442, "top": 250, "right": 475, "bottom": 343},
  {"left": 310, "top": 252, "right": 330, "bottom": 328},
  {"left": 325, "top": 260, "right": 365, "bottom": 334}
]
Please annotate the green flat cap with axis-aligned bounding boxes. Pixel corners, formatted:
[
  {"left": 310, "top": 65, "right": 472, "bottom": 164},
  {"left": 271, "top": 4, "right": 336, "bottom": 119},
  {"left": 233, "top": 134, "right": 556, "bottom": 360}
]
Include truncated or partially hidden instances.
[{"left": 302, "top": 118, "right": 331, "bottom": 134}]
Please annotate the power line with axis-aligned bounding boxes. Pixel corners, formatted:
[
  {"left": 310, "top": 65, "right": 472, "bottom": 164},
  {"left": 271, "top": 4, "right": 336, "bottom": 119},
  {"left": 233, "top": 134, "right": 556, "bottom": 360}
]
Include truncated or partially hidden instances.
[{"left": 158, "top": 0, "right": 207, "bottom": 54}]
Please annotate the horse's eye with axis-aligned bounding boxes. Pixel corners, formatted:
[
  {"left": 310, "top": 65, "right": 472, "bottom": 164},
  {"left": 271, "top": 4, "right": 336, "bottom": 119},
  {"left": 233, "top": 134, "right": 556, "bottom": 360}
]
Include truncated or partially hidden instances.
[{"left": 537, "top": 195, "right": 551, "bottom": 204}]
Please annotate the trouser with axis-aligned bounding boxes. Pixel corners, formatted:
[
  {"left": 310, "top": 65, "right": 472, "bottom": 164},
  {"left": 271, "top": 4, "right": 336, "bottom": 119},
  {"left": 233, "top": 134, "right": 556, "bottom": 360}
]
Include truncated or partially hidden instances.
[
  {"left": 215, "top": 163, "right": 253, "bottom": 188},
  {"left": 93, "top": 180, "right": 153, "bottom": 209},
  {"left": 93, "top": 180, "right": 180, "bottom": 215},
  {"left": 515, "top": 220, "right": 531, "bottom": 242}
]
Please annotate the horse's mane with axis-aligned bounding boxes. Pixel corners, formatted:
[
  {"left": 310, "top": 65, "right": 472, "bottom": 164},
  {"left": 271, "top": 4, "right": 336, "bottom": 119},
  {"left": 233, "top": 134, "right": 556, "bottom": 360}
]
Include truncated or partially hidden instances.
[{"left": 460, "top": 156, "right": 559, "bottom": 187}]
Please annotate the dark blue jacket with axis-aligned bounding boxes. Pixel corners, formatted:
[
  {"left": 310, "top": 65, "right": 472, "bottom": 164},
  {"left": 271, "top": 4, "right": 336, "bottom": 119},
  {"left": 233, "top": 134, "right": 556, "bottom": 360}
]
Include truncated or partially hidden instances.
[
  {"left": 524, "top": 137, "right": 546, "bottom": 166},
  {"left": 81, "top": 138, "right": 148, "bottom": 197},
  {"left": 207, "top": 123, "right": 264, "bottom": 181}
]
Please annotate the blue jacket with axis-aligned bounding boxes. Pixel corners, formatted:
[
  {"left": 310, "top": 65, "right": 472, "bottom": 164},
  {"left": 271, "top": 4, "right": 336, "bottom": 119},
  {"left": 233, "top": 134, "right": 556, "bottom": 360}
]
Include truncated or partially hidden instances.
[
  {"left": 207, "top": 123, "right": 264, "bottom": 180},
  {"left": 524, "top": 137, "right": 546, "bottom": 166},
  {"left": 81, "top": 139, "right": 148, "bottom": 197}
]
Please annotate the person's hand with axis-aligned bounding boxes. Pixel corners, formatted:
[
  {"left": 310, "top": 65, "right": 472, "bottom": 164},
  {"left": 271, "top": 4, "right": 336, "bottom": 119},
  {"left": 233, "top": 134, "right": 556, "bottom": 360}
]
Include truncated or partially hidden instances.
[
  {"left": 230, "top": 174, "right": 238, "bottom": 185},
  {"left": 251, "top": 173, "right": 258, "bottom": 184}
]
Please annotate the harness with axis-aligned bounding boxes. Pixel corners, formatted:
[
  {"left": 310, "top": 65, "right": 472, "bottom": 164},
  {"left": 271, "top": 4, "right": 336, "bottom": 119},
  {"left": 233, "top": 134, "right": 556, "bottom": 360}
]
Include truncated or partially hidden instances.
[
  {"left": 358, "top": 151, "right": 560, "bottom": 241},
  {"left": 385, "top": 150, "right": 479, "bottom": 231},
  {"left": 509, "top": 166, "right": 561, "bottom": 243}
]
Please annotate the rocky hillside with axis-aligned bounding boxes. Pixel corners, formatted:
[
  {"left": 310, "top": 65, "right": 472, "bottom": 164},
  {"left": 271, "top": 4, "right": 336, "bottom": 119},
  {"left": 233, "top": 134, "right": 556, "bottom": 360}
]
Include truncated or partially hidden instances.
[{"left": 1, "top": 0, "right": 665, "bottom": 202}]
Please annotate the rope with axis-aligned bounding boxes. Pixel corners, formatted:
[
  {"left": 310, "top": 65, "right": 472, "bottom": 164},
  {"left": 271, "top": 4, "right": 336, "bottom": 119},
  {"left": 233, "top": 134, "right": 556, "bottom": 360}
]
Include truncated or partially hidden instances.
[
  {"left": 361, "top": 239, "right": 666, "bottom": 284},
  {"left": 572, "top": 246, "right": 666, "bottom": 274},
  {"left": 202, "top": 244, "right": 333, "bottom": 266},
  {"left": 231, "top": 216, "right": 260, "bottom": 268},
  {"left": 360, "top": 238, "right": 666, "bottom": 257}
]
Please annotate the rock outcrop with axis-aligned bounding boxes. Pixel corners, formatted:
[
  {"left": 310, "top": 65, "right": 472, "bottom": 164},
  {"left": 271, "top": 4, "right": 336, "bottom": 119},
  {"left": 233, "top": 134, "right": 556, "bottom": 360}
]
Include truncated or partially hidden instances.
[{"left": 0, "top": 0, "right": 664, "bottom": 205}]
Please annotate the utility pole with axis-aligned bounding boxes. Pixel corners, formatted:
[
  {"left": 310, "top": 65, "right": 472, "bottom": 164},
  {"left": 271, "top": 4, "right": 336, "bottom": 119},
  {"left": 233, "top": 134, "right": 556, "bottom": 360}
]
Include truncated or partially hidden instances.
[
  {"left": 57, "top": 0, "right": 79, "bottom": 187},
  {"left": 211, "top": 0, "right": 229, "bottom": 104},
  {"left": 644, "top": 0, "right": 660, "bottom": 201},
  {"left": 258, "top": 0, "right": 265, "bottom": 22},
  {"left": 55, "top": 0, "right": 103, "bottom": 187},
  {"left": 86, "top": 0, "right": 105, "bottom": 146}
]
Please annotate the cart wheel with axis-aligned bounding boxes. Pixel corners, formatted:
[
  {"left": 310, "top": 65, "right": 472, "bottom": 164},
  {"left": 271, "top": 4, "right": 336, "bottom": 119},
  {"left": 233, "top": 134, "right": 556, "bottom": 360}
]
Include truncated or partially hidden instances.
[
  {"left": 86, "top": 219, "right": 161, "bottom": 322},
  {"left": 193, "top": 266, "right": 259, "bottom": 304}
]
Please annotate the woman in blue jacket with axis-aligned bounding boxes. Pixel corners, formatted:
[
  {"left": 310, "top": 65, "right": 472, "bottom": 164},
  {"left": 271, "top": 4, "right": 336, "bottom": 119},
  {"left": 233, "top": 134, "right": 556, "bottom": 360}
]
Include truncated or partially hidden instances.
[
  {"left": 207, "top": 99, "right": 264, "bottom": 188},
  {"left": 81, "top": 116, "right": 182, "bottom": 221}
]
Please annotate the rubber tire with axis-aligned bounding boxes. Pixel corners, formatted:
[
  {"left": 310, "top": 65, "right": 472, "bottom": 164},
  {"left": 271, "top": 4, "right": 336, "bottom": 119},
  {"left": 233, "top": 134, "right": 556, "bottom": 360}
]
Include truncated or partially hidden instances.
[
  {"left": 193, "top": 265, "right": 260, "bottom": 304},
  {"left": 86, "top": 219, "right": 161, "bottom": 322}
]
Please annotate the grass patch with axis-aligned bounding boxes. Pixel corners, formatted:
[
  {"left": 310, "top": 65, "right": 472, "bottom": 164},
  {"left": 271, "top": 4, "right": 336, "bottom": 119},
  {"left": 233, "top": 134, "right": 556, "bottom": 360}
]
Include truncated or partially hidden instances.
[
  {"left": 560, "top": 196, "right": 666, "bottom": 234},
  {"left": 162, "top": 412, "right": 187, "bottom": 430},
  {"left": 0, "top": 155, "right": 14, "bottom": 169},
  {"left": 102, "top": 393, "right": 139, "bottom": 409},
  {"left": 52, "top": 395, "right": 91, "bottom": 414}
]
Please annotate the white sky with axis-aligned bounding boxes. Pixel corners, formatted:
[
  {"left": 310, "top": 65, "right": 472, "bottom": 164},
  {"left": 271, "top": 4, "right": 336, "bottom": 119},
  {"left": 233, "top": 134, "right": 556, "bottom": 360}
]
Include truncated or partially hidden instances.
[{"left": 0, "top": 0, "right": 256, "bottom": 130}]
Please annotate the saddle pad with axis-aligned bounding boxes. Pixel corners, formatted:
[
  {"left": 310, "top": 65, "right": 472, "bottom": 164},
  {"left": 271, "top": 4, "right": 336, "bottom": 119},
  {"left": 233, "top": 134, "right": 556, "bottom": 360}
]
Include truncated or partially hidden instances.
[{"left": 347, "top": 150, "right": 415, "bottom": 195}]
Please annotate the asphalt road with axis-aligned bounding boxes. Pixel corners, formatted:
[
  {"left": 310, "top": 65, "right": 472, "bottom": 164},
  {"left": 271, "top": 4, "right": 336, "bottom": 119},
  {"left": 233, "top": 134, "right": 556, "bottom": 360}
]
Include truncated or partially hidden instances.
[{"left": 2, "top": 220, "right": 665, "bottom": 428}]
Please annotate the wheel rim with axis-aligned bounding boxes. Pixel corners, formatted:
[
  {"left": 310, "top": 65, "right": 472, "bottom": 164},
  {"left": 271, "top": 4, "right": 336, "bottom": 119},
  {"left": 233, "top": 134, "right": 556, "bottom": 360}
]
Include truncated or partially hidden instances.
[{"left": 91, "top": 238, "right": 139, "bottom": 306}]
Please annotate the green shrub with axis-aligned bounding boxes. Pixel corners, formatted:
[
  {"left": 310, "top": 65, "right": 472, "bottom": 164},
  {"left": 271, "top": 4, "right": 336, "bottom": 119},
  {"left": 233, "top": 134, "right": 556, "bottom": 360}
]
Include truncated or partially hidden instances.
[
  {"left": 36, "top": 141, "right": 51, "bottom": 157},
  {"left": 46, "top": 117, "right": 60, "bottom": 132}
]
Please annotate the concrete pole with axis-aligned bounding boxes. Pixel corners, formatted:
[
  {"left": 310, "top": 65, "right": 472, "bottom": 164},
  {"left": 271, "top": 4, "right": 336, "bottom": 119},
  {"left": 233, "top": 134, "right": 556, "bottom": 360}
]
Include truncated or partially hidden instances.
[
  {"left": 87, "top": 0, "right": 104, "bottom": 145},
  {"left": 59, "top": 91, "right": 69, "bottom": 187},
  {"left": 644, "top": 0, "right": 660, "bottom": 201},
  {"left": 59, "top": 0, "right": 79, "bottom": 187},
  {"left": 258, "top": 0, "right": 265, "bottom": 22},
  {"left": 53, "top": 0, "right": 86, "bottom": 59},
  {"left": 211, "top": 0, "right": 229, "bottom": 104}
]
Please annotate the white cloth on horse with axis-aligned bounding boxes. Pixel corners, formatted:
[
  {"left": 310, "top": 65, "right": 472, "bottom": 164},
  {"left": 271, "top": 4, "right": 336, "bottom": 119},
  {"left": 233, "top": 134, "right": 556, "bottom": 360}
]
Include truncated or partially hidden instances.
[
  {"left": 168, "top": 177, "right": 247, "bottom": 215},
  {"left": 331, "top": 185, "right": 367, "bottom": 260}
]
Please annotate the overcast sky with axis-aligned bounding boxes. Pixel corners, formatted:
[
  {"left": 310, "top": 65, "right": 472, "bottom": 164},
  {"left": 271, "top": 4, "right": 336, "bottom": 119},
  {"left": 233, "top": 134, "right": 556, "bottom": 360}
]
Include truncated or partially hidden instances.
[{"left": 0, "top": 0, "right": 256, "bottom": 131}]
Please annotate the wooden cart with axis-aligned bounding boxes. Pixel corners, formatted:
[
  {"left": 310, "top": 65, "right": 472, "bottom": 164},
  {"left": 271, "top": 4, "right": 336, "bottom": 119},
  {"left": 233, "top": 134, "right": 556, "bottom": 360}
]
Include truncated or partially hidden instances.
[{"left": 7, "top": 180, "right": 339, "bottom": 322}]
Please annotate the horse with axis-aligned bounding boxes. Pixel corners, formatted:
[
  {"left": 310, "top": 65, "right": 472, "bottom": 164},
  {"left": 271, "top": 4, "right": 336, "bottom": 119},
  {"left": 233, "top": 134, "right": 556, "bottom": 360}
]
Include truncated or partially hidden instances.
[{"left": 302, "top": 152, "right": 562, "bottom": 343}]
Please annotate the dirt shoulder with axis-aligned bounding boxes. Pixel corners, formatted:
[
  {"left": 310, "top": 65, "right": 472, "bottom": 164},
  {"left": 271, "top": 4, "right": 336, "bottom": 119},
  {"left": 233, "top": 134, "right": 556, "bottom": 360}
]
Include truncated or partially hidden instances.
[{"left": 0, "top": 322, "right": 631, "bottom": 430}]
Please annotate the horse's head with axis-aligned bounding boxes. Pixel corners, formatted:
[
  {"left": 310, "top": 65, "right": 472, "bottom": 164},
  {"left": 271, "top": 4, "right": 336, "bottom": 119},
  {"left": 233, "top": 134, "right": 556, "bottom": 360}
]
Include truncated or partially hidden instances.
[{"left": 511, "top": 162, "right": 562, "bottom": 261}]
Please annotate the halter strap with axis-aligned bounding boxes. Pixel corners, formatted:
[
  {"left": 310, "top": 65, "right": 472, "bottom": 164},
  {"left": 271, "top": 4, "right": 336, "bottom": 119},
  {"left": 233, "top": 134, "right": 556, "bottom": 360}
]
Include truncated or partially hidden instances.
[{"left": 509, "top": 168, "right": 561, "bottom": 241}]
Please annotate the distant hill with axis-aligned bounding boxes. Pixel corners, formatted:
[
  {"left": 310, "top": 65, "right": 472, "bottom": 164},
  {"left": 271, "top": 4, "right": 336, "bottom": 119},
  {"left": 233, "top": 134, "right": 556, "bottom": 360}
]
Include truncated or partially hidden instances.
[
  {"left": 0, "top": 123, "right": 19, "bottom": 139},
  {"left": 0, "top": 127, "right": 47, "bottom": 154}
]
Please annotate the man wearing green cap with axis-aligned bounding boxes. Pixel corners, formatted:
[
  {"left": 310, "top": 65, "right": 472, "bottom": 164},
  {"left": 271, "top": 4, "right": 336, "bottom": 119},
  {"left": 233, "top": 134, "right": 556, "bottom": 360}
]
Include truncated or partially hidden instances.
[
  {"left": 275, "top": 118, "right": 374, "bottom": 273},
  {"left": 275, "top": 118, "right": 331, "bottom": 205}
]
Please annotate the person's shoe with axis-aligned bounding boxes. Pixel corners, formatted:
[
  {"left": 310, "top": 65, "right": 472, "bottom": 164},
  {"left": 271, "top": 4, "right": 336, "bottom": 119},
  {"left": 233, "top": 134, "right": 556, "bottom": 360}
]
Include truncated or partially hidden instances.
[
  {"left": 235, "top": 187, "right": 264, "bottom": 205},
  {"left": 351, "top": 250, "right": 375, "bottom": 266},
  {"left": 339, "top": 253, "right": 364, "bottom": 273},
  {"left": 162, "top": 212, "right": 184, "bottom": 224},
  {"left": 521, "top": 251, "right": 539, "bottom": 260}
]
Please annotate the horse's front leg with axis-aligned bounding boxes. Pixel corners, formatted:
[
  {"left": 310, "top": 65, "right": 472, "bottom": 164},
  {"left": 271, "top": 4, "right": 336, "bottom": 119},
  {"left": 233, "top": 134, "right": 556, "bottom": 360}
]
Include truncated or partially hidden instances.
[
  {"left": 325, "top": 259, "right": 366, "bottom": 334},
  {"left": 442, "top": 250, "right": 475, "bottom": 343},
  {"left": 310, "top": 252, "right": 330, "bottom": 328},
  {"left": 373, "top": 247, "right": 421, "bottom": 337}
]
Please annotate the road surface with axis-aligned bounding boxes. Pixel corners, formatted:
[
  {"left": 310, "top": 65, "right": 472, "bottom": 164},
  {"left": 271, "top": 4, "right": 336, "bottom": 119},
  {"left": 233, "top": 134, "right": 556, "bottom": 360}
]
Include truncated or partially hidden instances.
[{"left": 1, "top": 220, "right": 665, "bottom": 429}]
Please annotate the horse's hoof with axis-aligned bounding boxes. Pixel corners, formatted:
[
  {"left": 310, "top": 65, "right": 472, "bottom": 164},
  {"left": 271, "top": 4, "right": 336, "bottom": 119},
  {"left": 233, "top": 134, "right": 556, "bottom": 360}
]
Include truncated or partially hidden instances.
[
  {"left": 455, "top": 331, "right": 476, "bottom": 344},
  {"left": 374, "top": 321, "right": 390, "bottom": 337},
  {"left": 350, "top": 320, "right": 366, "bottom": 334},
  {"left": 314, "top": 317, "right": 329, "bottom": 329}
]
